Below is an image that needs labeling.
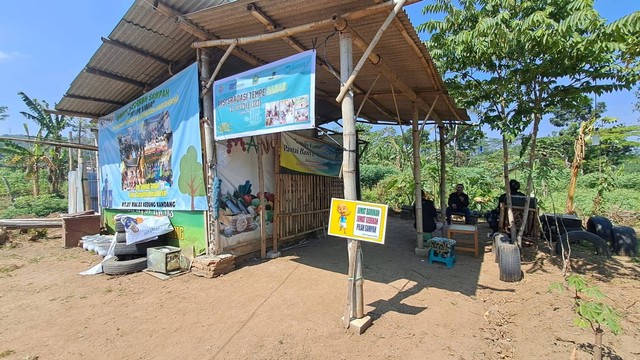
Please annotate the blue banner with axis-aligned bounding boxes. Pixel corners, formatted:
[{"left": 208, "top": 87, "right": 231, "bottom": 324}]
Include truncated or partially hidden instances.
[
  {"left": 213, "top": 50, "right": 316, "bottom": 140},
  {"left": 98, "top": 63, "right": 207, "bottom": 211}
]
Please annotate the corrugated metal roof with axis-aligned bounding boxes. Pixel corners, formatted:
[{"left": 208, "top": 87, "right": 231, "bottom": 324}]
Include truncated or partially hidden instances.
[{"left": 56, "top": 0, "right": 469, "bottom": 124}]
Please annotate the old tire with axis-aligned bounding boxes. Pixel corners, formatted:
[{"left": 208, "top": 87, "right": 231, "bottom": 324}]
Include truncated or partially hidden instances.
[
  {"left": 114, "top": 221, "right": 125, "bottom": 233},
  {"left": 555, "top": 231, "right": 611, "bottom": 258},
  {"left": 113, "top": 239, "right": 165, "bottom": 256},
  {"left": 115, "top": 232, "right": 127, "bottom": 243},
  {"left": 493, "top": 233, "right": 511, "bottom": 263},
  {"left": 586, "top": 216, "right": 614, "bottom": 248},
  {"left": 498, "top": 244, "right": 522, "bottom": 282},
  {"left": 612, "top": 226, "right": 638, "bottom": 257},
  {"left": 102, "top": 256, "right": 147, "bottom": 275}
]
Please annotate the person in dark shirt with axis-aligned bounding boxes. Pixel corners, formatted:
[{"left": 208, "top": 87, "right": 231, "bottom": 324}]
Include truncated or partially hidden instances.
[
  {"left": 414, "top": 190, "right": 442, "bottom": 236},
  {"left": 446, "top": 183, "right": 471, "bottom": 224},
  {"left": 486, "top": 179, "right": 525, "bottom": 233}
]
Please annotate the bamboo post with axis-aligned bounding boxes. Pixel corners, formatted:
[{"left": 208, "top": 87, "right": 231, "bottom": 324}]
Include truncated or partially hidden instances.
[
  {"left": 340, "top": 32, "right": 365, "bottom": 329},
  {"left": 199, "top": 48, "right": 220, "bottom": 255},
  {"left": 258, "top": 136, "right": 266, "bottom": 258},
  {"left": 273, "top": 134, "right": 281, "bottom": 252},
  {"left": 412, "top": 103, "right": 425, "bottom": 253},
  {"left": 438, "top": 125, "right": 447, "bottom": 224}
]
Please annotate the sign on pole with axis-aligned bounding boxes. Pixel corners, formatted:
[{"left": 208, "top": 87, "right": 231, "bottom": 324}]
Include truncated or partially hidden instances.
[{"left": 327, "top": 198, "right": 388, "bottom": 244}]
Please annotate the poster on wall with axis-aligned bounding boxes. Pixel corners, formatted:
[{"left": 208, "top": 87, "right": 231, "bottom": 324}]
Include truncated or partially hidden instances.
[
  {"left": 216, "top": 136, "right": 275, "bottom": 249},
  {"left": 280, "top": 132, "right": 342, "bottom": 177},
  {"left": 98, "top": 63, "right": 207, "bottom": 211},
  {"left": 213, "top": 50, "right": 316, "bottom": 140}
]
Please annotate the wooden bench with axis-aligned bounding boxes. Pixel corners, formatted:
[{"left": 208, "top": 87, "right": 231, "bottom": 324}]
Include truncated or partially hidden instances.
[{"left": 446, "top": 224, "right": 479, "bottom": 257}]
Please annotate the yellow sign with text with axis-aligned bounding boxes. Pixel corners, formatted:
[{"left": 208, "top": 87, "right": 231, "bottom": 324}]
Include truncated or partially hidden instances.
[{"left": 327, "top": 198, "right": 388, "bottom": 244}]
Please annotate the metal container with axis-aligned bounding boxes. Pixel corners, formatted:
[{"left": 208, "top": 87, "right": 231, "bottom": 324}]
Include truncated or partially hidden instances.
[{"left": 146, "top": 246, "right": 181, "bottom": 274}]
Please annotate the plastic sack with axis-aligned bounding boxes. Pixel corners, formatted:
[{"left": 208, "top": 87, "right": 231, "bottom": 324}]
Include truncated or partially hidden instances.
[{"left": 115, "top": 214, "right": 174, "bottom": 245}]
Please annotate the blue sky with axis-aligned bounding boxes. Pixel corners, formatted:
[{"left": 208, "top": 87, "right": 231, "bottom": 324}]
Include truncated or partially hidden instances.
[{"left": 0, "top": 1, "right": 638, "bottom": 137}]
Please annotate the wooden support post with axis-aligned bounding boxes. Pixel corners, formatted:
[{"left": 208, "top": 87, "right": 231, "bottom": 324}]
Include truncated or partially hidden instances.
[
  {"left": 258, "top": 136, "right": 266, "bottom": 259},
  {"left": 439, "top": 125, "right": 447, "bottom": 224},
  {"left": 340, "top": 32, "right": 365, "bottom": 329},
  {"left": 412, "top": 103, "right": 425, "bottom": 253}
]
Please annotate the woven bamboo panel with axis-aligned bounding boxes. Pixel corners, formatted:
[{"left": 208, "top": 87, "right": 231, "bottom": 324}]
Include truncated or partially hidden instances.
[{"left": 275, "top": 173, "right": 343, "bottom": 242}]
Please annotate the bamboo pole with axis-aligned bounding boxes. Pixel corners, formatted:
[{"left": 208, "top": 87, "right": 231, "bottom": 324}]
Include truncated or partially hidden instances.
[
  {"left": 200, "top": 41, "right": 237, "bottom": 99},
  {"left": 258, "top": 136, "right": 266, "bottom": 259},
  {"left": 199, "top": 48, "right": 220, "bottom": 255},
  {"left": 340, "top": 32, "right": 364, "bottom": 329},
  {"left": 191, "top": 0, "right": 419, "bottom": 49},
  {"left": 273, "top": 135, "right": 281, "bottom": 252},
  {"left": 438, "top": 125, "right": 447, "bottom": 224},
  {"left": 335, "top": 0, "right": 407, "bottom": 104},
  {"left": 412, "top": 103, "right": 424, "bottom": 251}
]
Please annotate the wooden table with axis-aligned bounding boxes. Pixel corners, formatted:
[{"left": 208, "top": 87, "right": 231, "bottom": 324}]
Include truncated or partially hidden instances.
[{"left": 446, "top": 224, "right": 479, "bottom": 257}]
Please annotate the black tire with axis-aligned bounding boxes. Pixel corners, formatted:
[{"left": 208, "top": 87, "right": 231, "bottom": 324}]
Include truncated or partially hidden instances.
[
  {"left": 103, "top": 256, "right": 147, "bottom": 275},
  {"left": 115, "top": 232, "right": 127, "bottom": 243},
  {"left": 492, "top": 233, "right": 511, "bottom": 263},
  {"left": 113, "top": 239, "right": 165, "bottom": 256},
  {"left": 114, "top": 221, "right": 125, "bottom": 233},
  {"left": 586, "top": 216, "right": 614, "bottom": 248},
  {"left": 498, "top": 244, "right": 522, "bottom": 282},
  {"left": 612, "top": 226, "right": 638, "bottom": 257},
  {"left": 556, "top": 231, "right": 611, "bottom": 258}
]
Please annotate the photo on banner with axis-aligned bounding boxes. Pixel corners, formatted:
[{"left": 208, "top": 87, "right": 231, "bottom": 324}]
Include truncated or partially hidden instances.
[
  {"left": 213, "top": 50, "right": 316, "bottom": 140},
  {"left": 98, "top": 63, "right": 207, "bottom": 211}
]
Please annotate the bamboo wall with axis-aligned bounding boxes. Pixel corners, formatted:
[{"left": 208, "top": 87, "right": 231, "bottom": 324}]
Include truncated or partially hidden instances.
[{"left": 274, "top": 173, "right": 343, "bottom": 243}]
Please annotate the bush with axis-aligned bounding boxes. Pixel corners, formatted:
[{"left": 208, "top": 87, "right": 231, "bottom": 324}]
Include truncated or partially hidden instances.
[
  {"left": 0, "top": 194, "right": 68, "bottom": 218},
  {"left": 360, "top": 165, "right": 398, "bottom": 188}
]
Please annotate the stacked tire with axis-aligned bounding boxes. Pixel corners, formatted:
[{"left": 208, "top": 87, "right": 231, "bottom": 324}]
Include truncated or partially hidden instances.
[
  {"left": 555, "top": 230, "right": 611, "bottom": 258},
  {"left": 611, "top": 226, "right": 638, "bottom": 257},
  {"left": 540, "top": 214, "right": 583, "bottom": 243},
  {"left": 492, "top": 233, "right": 522, "bottom": 282},
  {"left": 102, "top": 219, "right": 166, "bottom": 276}
]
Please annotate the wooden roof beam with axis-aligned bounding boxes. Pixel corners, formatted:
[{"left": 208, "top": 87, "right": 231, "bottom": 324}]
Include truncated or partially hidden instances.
[
  {"left": 242, "top": 3, "right": 393, "bottom": 123},
  {"left": 46, "top": 108, "right": 100, "bottom": 120},
  {"left": 63, "top": 94, "right": 126, "bottom": 107},
  {"left": 101, "top": 37, "right": 173, "bottom": 68},
  {"left": 84, "top": 67, "right": 147, "bottom": 89},
  {"left": 192, "top": 0, "right": 420, "bottom": 48},
  {"left": 332, "top": 17, "right": 444, "bottom": 125},
  {"left": 151, "top": 0, "right": 264, "bottom": 67}
]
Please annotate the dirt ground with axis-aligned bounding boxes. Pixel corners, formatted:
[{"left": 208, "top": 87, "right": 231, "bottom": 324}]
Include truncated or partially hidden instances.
[{"left": 1, "top": 216, "right": 639, "bottom": 360}]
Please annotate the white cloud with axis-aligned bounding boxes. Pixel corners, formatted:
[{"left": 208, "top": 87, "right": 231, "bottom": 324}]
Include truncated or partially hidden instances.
[{"left": 0, "top": 50, "right": 27, "bottom": 61}]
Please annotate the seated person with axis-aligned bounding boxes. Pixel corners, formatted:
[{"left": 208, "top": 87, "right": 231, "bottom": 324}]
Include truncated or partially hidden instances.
[
  {"left": 414, "top": 190, "right": 443, "bottom": 238},
  {"left": 446, "top": 183, "right": 471, "bottom": 224},
  {"left": 486, "top": 179, "right": 525, "bottom": 233}
]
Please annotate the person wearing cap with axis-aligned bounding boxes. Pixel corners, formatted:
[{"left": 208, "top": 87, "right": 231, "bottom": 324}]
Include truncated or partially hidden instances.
[{"left": 446, "top": 184, "right": 471, "bottom": 225}]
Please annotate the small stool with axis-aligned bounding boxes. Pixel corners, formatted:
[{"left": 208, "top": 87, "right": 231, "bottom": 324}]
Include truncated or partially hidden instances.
[{"left": 427, "top": 237, "right": 456, "bottom": 268}]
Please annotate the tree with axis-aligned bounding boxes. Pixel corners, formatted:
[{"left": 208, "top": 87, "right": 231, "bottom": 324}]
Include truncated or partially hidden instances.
[
  {"left": 418, "top": 0, "right": 640, "bottom": 245},
  {"left": 178, "top": 145, "right": 205, "bottom": 210},
  {"left": 0, "top": 106, "right": 8, "bottom": 122},
  {"left": 18, "top": 92, "right": 69, "bottom": 195},
  {"left": 0, "top": 125, "right": 45, "bottom": 196}
]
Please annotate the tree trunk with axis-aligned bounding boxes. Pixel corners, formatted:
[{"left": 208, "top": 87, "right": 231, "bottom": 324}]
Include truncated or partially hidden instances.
[
  {"left": 594, "top": 327, "right": 603, "bottom": 360},
  {"left": 566, "top": 121, "right": 587, "bottom": 214},
  {"left": 502, "top": 134, "right": 516, "bottom": 240},
  {"left": 516, "top": 113, "right": 541, "bottom": 247},
  {"left": 32, "top": 168, "right": 40, "bottom": 196}
]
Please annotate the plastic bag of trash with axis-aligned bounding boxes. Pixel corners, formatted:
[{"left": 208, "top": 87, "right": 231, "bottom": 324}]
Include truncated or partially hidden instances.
[{"left": 115, "top": 214, "right": 174, "bottom": 245}]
